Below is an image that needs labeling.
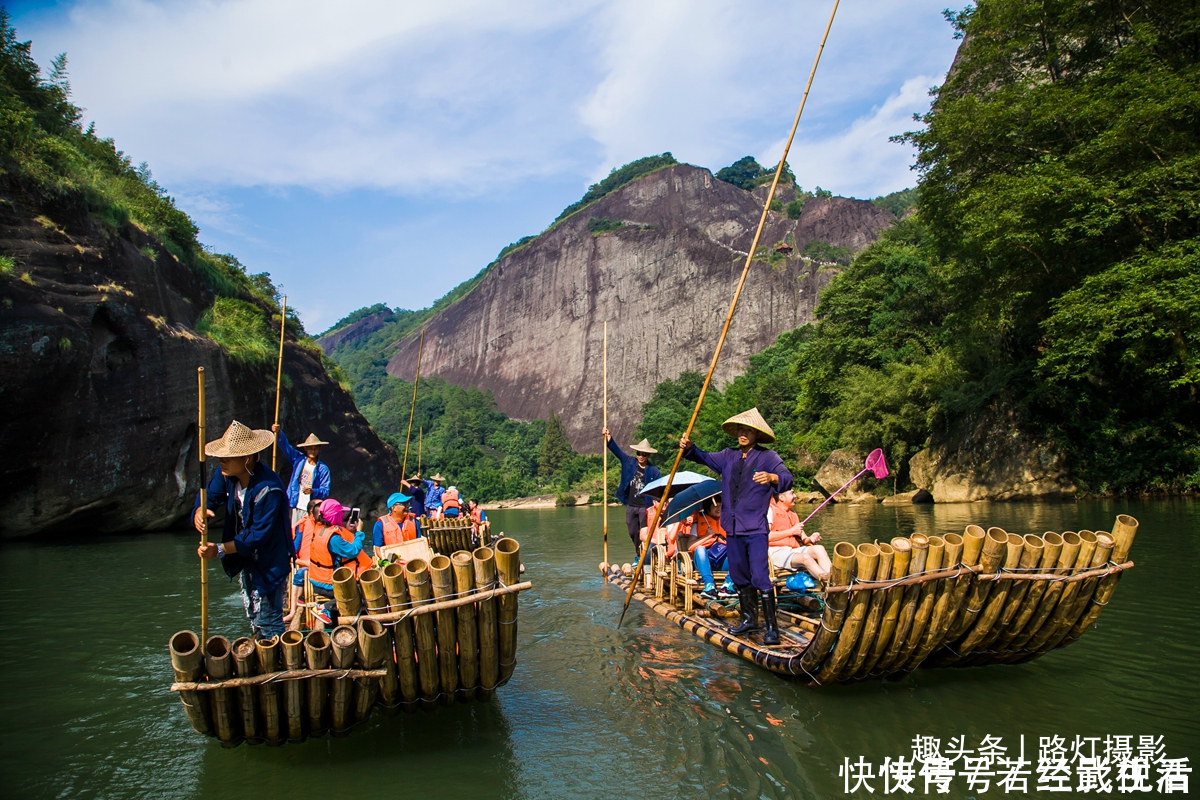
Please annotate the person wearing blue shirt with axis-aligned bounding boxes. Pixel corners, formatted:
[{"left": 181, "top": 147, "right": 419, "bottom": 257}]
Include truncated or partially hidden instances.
[
  {"left": 271, "top": 424, "right": 332, "bottom": 526},
  {"left": 195, "top": 421, "right": 293, "bottom": 639},
  {"left": 680, "top": 408, "right": 793, "bottom": 645},
  {"left": 603, "top": 430, "right": 662, "bottom": 558},
  {"left": 401, "top": 474, "right": 427, "bottom": 518},
  {"left": 425, "top": 474, "right": 445, "bottom": 514}
]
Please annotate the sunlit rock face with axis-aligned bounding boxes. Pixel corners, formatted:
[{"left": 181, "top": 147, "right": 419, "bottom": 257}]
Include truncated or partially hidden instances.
[{"left": 386, "top": 164, "right": 896, "bottom": 451}]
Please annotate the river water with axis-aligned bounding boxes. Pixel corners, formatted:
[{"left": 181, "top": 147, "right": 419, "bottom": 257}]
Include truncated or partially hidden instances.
[{"left": 0, "top": 499, "right": 1196, "bottom": 798}]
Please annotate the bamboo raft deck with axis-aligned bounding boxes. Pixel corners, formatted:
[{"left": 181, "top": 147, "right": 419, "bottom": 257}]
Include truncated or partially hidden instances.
[
  {"left": 604, "top": 515, "right": 1138, "bottom": 685},
  {"left": 418, "top": 515, "right": 491, "bottom": 555},
  {"left": 168, "top": 538, "right": 527, "bottom": 746}
]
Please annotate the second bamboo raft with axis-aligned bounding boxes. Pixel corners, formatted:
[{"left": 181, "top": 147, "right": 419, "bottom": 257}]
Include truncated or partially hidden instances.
[{"left": 604, "top": 515, "right": 1138, "bottom": 685}]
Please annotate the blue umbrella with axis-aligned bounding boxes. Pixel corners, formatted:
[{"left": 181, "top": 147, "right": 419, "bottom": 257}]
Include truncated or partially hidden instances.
[
  {"left": 638, "top": 471, "right": 711, "bottom": 500},
  {"left": 662, "top": 479, "right": 722, "bottom": 525}
]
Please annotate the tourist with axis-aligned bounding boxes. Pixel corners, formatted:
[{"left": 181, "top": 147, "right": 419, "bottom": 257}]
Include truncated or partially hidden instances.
[
  {"left": 468, "top": 499, "right": 488, "bottom": 537},
  {"left": 425, "top": 474, "right": 446, "bottom": 517},
  {"left": 680, "top": 407, "right": 793, "bottom": 645},
  {"left": 194, "top": 420, "right": 292, "bottom": 640},
  {"left": 442, "top": 485, "right": 462, "bottom": 518},
  {"left": 768, "top": 489, "right": 831, "bottom": 582},
  {"left": 373, "top": 492, "right": 418, "bottom": 559},
  {"left": 691, "top": 496, "right": 735, "bottom": 599},
  {"left": 282, "top": 497, "right": 321, "bottom": 628},
  {"left": 272, "top": 424, "right": 331, "bottom": 527},
  {"left": 603, "top": 428, "right": 662, "bottom": 558},
  {"left": 306, "top": 498, "right": 369, "bottom": 627}
]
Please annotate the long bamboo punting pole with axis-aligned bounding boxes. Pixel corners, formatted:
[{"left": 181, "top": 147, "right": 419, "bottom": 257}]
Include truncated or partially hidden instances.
[
  {"left": 494, "top": 538, "right": 521, "bottom": 683},
  {"left": 602, "top": 320, "right": 609, "bottom": 567},
  {"left": 620, "top": 0, "right": 841, "bottom": 626},
  {"left": 231, "top": 637, "right": 261, "bottom": 744},
  {"left": 405, "top": 559, "right": 439, "bottom": 710},
  {"left": 304, "top": 630, "right": 331, "bottom": 735},
  {"left": 474, "top": 546, "right": 500, "bottom": 700},
  {"left": 355, "top": 618, "right": 388, "bottom": 720},
  {"left": 280, "top": 631, "right": 306, "bottom": 742},
  {"left": 846, "top": 542, "right": 894, "bottom": 677},
  {"left": 382, "top": 563, "right": 419, "bottom": 710},
  {"left": 875, "top": 534, "right": 929, "bottom": 673},
  {"left": 204, "top": 636, "right": 239, "bottom": 746},
  {"left": 858, "top": 537, "right": 911, "bottom": 677},
  {"left": 401, "top": 327, "right": 426, "bottom": 480},
  {"left": 904, "top": 533, "right": 965, "bottom": 671},
  {"left": 817, "top": 542, "right": 879, "bottom": 683},
  {"left": 993, "top": 532, "right": 1062, "bottom": 652},
  {"left": 430, "top": 555, "right": 459, "bottom": 705},
  {"left": 452, "top": 551, "right": 480, "bottom": 701},
  {"left": 168, "top": 630, "right": 212, "bottom": 736},
  {"left": 329, "top": 625, "right": 357, "bottom": 736},
  {"left": 271, "top": 295, "right": 287, "bottom": 471},
  {"left": 1062, "top": 515, "right": 1138, "bottom": 645},
  {"left": 255, "top": 636, "right": 283, "bottom": 745},
  {"left": 197, "top": 367, "right": 209, "bottom": 645},
  {"left": 798, "top": 541, "right": 856, "bottom": 677}
]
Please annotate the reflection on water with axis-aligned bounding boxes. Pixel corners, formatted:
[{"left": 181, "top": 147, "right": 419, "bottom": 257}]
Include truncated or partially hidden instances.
[{"left": 0, "top": 499, "right": 1196, "bottom": 798}]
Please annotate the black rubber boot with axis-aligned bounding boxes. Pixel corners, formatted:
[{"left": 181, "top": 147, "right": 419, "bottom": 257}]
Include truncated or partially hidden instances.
[
  {"left": 761, "top": 590, "right": 780, "bottom": 645},
  {"left": 728, "top": 586, "right": 760, "bottom": 635}
]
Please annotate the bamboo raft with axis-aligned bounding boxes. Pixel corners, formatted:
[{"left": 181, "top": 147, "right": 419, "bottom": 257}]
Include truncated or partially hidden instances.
[
  {"left": 418, "top": 516, "right": 491, "bottom": 555},
  {"left": 168, "top": 538, "right": 527, "bottom": 746},
  {"left": 604, "top": 515, "right": 1138, "bottom": 685}
]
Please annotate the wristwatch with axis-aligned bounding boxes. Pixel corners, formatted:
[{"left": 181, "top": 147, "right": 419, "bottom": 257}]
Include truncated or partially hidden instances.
[{"left": 217, "top": 543, "right": 226, "bottom": 558}]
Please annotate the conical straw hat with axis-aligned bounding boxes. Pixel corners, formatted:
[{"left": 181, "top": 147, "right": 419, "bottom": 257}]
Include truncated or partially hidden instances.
[
  {"left": 722, "top": 407, "right": 775, "bottom": 443},
  {"left": 631, "top": 439, "right": 658, "bottom": 454},
  {"left": 204, "top": 420, "right": 276, "bottom": 458},
  {"left": 299, "top": 433, "right": 329, "bottom": 447},
  {"left": 430, "top": 474, "right": 445, "bottom": 482}
]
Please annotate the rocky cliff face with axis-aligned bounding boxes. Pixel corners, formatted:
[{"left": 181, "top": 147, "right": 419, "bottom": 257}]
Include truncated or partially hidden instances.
[
  {"left": 385, "top": 165, "right": 896, "bottom": 451},
  {"left": 316, "top": 310, "right": 393, "bottom": 353},
  {"left": 0, "top": 189, "right": 401, "bottom": 538}
]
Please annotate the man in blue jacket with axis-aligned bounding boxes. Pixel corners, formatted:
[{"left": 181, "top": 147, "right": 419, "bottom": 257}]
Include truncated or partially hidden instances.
[
  {"left": 272, "top": 424, "right": 331, "bottom": 526},
  {"left": 680, "top": 408, "right": 792, "bottom": 644},
  {"left": 603, "top": 429, "right": 661, "bottom": 558},
  {"left": 195, "top": 421, "right": 293, "bottom": 640}
]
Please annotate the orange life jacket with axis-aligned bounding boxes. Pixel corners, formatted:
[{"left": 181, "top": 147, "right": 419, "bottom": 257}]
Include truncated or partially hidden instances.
[
  {"left": 469, "top": 506, "right": 483, "bottom": 525},
  {"left": 690, "top": 513, "right": 726, "bottom": 553},
  {"left": 380, "top": 513, "right": 418, "bottom": 546},
  {"left": 294, "top": 517, "right": 317, "bottom": 564},
  {"left": 309, "top": 525, "right": 371, "bottom": 584},
  {"left": 442, "top": 487, "right": 461, "bottom": 512}
]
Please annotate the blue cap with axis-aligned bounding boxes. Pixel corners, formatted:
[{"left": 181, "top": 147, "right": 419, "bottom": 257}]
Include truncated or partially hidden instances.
[{"left": 387, "top": 492, "right": 412, "bottom": 509}]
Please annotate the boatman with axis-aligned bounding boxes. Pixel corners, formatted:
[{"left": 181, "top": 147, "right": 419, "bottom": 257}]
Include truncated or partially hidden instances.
[
  {"left": 603, "top": 429, "right": 662, "bottom": 558},
  {"left": 194, "top": 420, "right": 293, "bottom": 640},
  {"left": 272, "top": 424, "right": 332, "bottom": 527},
  {"left": 373, "top": 492, "right": 418, "bottom": 560},
  {"left": 679, "top": 408, "right": 793, "bottom": 645},
  {"left": 401, "top": 473, "right": 427, "bottom": 518},
  {"left": 425, "top": 474, "right": 446, "bottom": 517}
]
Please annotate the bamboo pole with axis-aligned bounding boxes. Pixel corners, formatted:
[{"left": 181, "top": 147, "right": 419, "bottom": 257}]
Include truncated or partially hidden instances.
[
  {"left": 1023, "top": 531, "right": 1098, "bottom": 652},
  {"left": 280, "top": 631, "right": 306, "bottom": 742},
  {"left": 953, "top": 532, "right": 1025, "bottom": 657},
  {"left": 197, "top": 367, "right": 208, "bottom": 645},
  {"left": 904, "top": 532, "right": 965, "bottom": 670},
  {"left": 168, "top": 630, "right": 212, "bottom": 736},
  {"left": 255, "top": 636, "right": 283, "bottom": 745},
  {"left": 329, "top": 625, "right": 357, "bottom": 736},
  {"left": 170, "top": 668, "right": 387, "bottom": 692},
  {"left": 271, "top": 295, "right": 287, "bottom": 471},
  {"left": 602, "top": 320, "right": 609, "bottom": 567},
  {"left": 846, "top": 542, "right": 894, "bottom": 678},
  {"left": 993, "top": 532, "right": 1062, "bottom": 652},
  {"left": 895, "top": 536, "right": 945, "bottom": 667},
  {"left": 798, "top": 541, "right": 857, "bottom": 677},
  {"left": 401, "top": 328, "right": 426, "bottom": 480},
  {"left": 474, "top": 547, "right": 500, "bottom": 700},
  {"left": 204, "top": 636, "right": 239, "bottom": 746},
  {"left": 858, "top": 537, "right": 911, "bottom": 677},
  {"left": 429, "top": 555, "right": 459, "bottom": 705},
  {"left": 1007, "top": 532, "right": 1081, "bottom": 653},
  {"left": 360, "top": 568, "right": 387, "bottom": 615},
  {"left": 946, "top": 527, "right": 1009, "bottom": 641},
  {"left": 875, "top": 534, "right": 929, "bottom": 673},
  {"left": 619, "top": 0, "right": 841, "bottom": 625},
  {"left": 332, "top": 566, "right": 361, "bottom": 618},
  {"left": 1063, "top": 515, "right": 1138, "bottom": 645},
  {"left": 1038, "top": 532, "right": 1114, "bottom": 653},
  {"left": 382, "top": 562, "right": 419, "bottom": 709},
  {"left": 355, "top": 618, "right": 388, "bottom": 721},
  {"left": 406, "top": 559, "right": 440, "bottom": 709},
  {"left": 494, "top": 538, "right": 521, "bottom": 684},
  {"left": 452, "top": 551, "right": 480, "bottom": 702},
  {"left": 817, "top": 543, "right": 879, "bottom": 683},
  {"left": 974, "top": 533, "right": 1045, "bottom": 655},
  {"left": 231, "top": 637, "right": 261, "bottom": 744},
  {"left": 304, "top": 630, "right": 331, "bottom": 735}
]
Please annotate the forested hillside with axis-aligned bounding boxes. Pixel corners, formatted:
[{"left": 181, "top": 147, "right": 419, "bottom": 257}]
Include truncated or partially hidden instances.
[{"left": 636, "top": 0, "right": 1199, "bottom": 496}]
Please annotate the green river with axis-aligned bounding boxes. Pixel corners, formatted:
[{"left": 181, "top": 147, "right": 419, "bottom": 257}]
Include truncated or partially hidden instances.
[{"left": 0, "top": 499, "right": 1196, "bottom": 798}]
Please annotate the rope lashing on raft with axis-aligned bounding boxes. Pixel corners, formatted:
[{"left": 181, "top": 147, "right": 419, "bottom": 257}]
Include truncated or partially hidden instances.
[
  {"left": 315, "top": 577, "right": 530, "bottom": 630},
  {"left": 817, "top": 560, "right": 1133, "bottom": 594}
]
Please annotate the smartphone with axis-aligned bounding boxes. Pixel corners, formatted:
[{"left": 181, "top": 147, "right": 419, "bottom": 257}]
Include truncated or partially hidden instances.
[{"left": 348, "top": 507, "right": 361, "bottom": 527}]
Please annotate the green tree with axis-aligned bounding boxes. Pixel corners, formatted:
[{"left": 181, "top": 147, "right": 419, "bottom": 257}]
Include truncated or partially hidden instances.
[{"left": 538, "top": 412, "right": 574, "bottom": 481}]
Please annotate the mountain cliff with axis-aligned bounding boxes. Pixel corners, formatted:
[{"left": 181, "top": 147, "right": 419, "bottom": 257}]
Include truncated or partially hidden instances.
[{"left": 381, "top": 163, "right": 896, "bottom": 451}]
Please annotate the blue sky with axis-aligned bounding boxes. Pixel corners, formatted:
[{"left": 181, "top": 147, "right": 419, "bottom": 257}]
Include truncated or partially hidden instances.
[{"left": 9, "top": 0, "right": 962, "bottom": 333}]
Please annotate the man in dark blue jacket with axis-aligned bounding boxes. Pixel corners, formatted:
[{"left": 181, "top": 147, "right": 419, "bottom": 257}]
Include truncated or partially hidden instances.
[
  {"left": 680, "top": 408, "right": 792, "bottom": 644},
  {"left": 195, "top": 421, "right": 293, "bottom": 639},
  {"left": 603, "top": 429, "right": 661, "bottom": 558}
]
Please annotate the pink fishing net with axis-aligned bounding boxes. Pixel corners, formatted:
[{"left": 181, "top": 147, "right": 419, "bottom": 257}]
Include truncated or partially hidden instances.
[{"left": 865, "top": 448, "right": 889, "bottom": 480}]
